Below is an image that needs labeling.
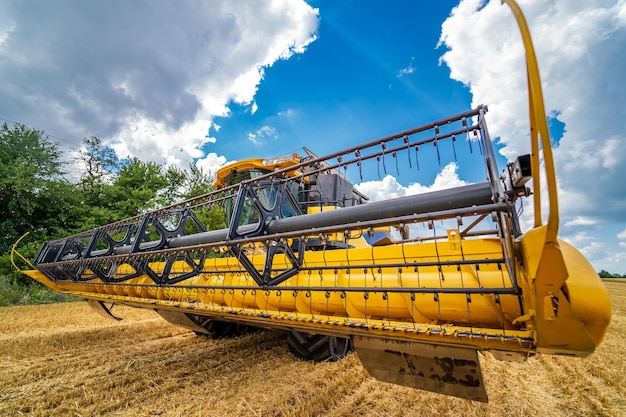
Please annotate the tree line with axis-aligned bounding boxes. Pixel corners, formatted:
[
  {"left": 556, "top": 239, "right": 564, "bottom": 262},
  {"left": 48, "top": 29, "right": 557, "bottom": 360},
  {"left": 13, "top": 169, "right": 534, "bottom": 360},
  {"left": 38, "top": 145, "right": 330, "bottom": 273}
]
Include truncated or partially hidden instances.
[
  {"left": 0, "top": 122, "right": 217, "bottom": 290},
  {"left": 598, "top": 270, "right": 626, "bottom": 279}
]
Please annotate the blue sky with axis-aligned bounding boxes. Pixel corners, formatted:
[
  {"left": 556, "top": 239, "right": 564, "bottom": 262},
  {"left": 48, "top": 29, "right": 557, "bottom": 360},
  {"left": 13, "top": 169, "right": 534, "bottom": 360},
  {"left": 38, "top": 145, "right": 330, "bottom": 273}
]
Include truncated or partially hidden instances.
[
  {"left": 208, "top": 1, "right": 498, "bottom": 189},
  {"left": 1, "top": 0, "right": 625, "bottom": 273},
  {"left": 210, "top": 1, "right": 471, "bottom": 160}
]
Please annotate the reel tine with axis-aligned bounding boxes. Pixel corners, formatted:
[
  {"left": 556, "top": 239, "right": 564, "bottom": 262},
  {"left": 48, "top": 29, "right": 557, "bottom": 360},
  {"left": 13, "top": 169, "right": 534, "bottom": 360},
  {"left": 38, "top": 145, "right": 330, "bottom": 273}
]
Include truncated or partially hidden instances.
[
  {"left": 393, "top": 151, "right": 399, "bottom": 176},
  {"left": 381, "top": 142, "right": 388, "bottom": 175},
  {"left": 452, "top": 134, "right": 457, "bottom": 161},
  {"left": 434, "top": 125, "right": 441, "bottom": 165},
  {"left": 415, "top": 146, "right": 420, "bottom": 170},
  {"left": 404, "top": 135, "right": 412, "bottom": 169}
]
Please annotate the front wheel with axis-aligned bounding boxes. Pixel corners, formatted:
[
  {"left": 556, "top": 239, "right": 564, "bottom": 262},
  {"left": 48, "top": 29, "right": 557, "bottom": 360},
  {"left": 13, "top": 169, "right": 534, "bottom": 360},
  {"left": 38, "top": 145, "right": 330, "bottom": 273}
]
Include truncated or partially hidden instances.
[
  {"left": 192, "top": 316, "right": 240, "bottom": 339},
  {"left": 287, "top": 331, "right": 353, "bottom": 362}
]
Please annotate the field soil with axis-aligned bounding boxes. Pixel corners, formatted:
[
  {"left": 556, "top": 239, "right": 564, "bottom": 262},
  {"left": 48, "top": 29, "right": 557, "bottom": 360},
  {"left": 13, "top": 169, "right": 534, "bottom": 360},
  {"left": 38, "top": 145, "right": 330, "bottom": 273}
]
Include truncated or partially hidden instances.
[{"left": 1, "top": 281, "right": 624, "bottom": 417}]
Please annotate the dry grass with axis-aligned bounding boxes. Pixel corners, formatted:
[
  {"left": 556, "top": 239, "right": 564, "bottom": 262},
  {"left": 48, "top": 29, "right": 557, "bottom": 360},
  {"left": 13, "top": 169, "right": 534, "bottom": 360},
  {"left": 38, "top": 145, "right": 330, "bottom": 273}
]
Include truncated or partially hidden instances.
[{"left": 0, "top": 282, "right": 624, "bottom": 417}]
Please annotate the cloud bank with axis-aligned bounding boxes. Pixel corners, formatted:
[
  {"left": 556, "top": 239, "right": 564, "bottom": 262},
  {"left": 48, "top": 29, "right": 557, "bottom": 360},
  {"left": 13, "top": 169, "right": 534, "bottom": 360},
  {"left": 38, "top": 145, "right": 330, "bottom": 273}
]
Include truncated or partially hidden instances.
[
  {"left": 0, "top": 0, "right": 319, "bottom": 174},
  {"left": 438, "top": 0, "right": 626, "bottom": 270},
  {"left": 439, "top": 0, "right": 626, "bottom": 219}
]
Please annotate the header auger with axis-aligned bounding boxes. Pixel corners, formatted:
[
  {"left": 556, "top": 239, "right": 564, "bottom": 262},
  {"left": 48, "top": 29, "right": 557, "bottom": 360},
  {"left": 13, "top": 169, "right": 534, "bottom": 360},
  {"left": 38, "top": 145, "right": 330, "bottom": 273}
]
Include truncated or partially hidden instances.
[{"left": 13, "top": 0, "right": 610, "bottom": 402}]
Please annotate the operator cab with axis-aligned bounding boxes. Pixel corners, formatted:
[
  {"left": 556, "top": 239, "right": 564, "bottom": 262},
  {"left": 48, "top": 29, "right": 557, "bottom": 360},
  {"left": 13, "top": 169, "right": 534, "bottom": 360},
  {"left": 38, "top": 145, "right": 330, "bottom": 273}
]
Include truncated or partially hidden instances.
[{"left": 214, "top": 151, "right": 393, "bottom": 249}]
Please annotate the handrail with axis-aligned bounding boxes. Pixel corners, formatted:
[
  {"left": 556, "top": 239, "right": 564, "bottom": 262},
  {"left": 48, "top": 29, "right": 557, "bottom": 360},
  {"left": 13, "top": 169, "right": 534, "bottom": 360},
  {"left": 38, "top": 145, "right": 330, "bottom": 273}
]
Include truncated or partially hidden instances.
[{"left": 502, "top": 0, "right": 559, "bottom": 244}]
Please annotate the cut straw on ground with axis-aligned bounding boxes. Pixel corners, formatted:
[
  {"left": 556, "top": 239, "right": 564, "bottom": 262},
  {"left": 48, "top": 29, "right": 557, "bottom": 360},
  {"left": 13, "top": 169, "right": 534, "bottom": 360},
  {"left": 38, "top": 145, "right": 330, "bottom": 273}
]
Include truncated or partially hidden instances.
[{"left": 0, "top": 282, "right": 624, "bottom": 416}]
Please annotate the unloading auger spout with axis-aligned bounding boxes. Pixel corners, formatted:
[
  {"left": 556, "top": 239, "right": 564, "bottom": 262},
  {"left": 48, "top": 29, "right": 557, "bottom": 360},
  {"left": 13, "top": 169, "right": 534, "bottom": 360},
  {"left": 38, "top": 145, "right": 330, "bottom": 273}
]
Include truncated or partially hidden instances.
[{"left": 13, "top": 0, "right": 610, "bottom": 403}]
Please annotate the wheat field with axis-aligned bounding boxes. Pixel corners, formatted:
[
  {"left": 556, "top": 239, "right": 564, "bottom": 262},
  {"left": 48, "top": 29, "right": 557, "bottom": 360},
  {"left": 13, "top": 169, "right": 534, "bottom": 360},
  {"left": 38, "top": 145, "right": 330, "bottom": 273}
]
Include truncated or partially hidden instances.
[{"left": 0, "top": 281, "right": 624, "bottom": 417}]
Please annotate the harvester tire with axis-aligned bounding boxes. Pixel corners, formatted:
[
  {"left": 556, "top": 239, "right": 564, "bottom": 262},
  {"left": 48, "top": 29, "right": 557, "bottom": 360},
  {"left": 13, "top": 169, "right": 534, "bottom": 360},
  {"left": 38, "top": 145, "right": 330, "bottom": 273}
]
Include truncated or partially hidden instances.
[
  {"left": 193, "top": 318, "right": 237, "bottom": 339},
  {"left": 287, "top": 331, "right": 353, "bottom": 362}
]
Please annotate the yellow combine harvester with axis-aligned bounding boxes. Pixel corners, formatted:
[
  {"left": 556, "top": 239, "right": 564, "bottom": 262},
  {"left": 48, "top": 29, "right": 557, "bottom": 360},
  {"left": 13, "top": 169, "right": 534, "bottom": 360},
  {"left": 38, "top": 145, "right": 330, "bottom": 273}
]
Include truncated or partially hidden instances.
[{"left": 12, "top": 1, "right": 610, "bottom": 402}]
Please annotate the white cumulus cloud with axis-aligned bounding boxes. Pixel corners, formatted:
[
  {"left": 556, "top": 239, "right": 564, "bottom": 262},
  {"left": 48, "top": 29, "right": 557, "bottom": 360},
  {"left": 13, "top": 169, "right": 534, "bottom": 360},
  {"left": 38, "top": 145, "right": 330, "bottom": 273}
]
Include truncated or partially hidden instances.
[
  {"left": 356, "top": 162, "right": 468, "bottom": 202},
  {"left": 438, "top": 0, "right": 626, "bottom": 270},
  {"left": 439, "top": 0, "right": 626, "bottom": 219},
  {"left": 247, "top": 125, "right": 278, "bottom": 145},
  {"left": 196, "top": 152, "right": 229, "bottom": 177},
  {"left": 0, "top": 0, "right": 319, "bottom": 170}
]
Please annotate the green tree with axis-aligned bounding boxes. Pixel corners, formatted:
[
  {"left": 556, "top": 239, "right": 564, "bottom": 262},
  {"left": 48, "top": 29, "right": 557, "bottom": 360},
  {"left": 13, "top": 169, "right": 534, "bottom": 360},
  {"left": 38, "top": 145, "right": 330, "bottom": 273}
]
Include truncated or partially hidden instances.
[
  {"left": 78, "top": 136, "right": 119, "bottom": 180},
  {"left": 75, "top": 137, "right": 120, "bottom": 228},
  {"left": 0, "top": 123, "right": 67, "bottom": 253},
  {"left": 161, "top": 165, "right": 187, "bottom": 205},
  {"left": 175, "top": 163, "right": 224, "bottom": 231},
  {"left": 156, "top": 163, "right": 217, "bottom": 204},
  {"left": 183, "top": 164, "right": 215, "bottom": 199},
  {"left": 110, "top": 158, "right": 169, "bottom": 218},
  {"left": 598, "top": 270, "right": 625, "bottom": 278}
]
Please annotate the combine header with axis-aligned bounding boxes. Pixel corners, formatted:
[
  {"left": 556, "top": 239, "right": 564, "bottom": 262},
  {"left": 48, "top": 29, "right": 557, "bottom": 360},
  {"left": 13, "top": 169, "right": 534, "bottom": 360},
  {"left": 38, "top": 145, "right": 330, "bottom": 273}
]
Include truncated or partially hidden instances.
[{"left": 13, "top": 1, "right": 610, "bottom": 402}]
